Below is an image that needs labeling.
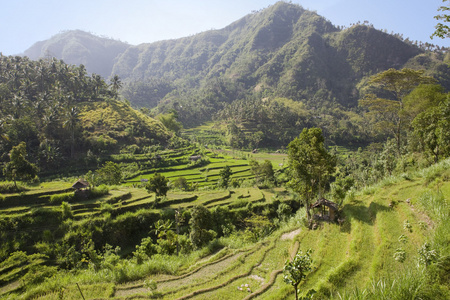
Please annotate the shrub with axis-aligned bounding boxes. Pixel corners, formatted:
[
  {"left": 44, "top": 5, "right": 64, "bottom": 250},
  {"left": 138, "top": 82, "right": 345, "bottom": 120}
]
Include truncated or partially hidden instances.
[
  {"left": 61, "top": 201, "right": 73, "bottom": 219},
  {"left": 277, "top": 203, "right": 292, "bottom": 222},
  {"left": 89, "top": 185, "right": 109, "bottom": 199},
  {"left": 50, "top": 192, "right": 75, "bottom": 204}
]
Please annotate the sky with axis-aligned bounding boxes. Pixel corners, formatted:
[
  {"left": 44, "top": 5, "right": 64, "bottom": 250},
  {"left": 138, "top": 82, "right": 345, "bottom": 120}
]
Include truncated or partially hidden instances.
[{"left": 0, "top": 0, "right": 448, "bottom": 56}]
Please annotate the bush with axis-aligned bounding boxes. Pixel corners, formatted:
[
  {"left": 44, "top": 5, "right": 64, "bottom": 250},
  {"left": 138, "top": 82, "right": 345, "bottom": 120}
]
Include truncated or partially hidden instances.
[
  {"left": 61, "top": 201, "right": 73, "bottom": 219},
  {"left": 50, "top": 192, "right": 75, "bottom": 204},
  {"left": 89, "top": 185, "right": 109, "bottom": 198}
]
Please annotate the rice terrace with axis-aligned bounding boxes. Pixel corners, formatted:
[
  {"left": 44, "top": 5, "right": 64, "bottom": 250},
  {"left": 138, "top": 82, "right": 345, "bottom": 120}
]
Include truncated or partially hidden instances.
[{"left": 1, "top": 1, "right": 450, "bottom": 299}]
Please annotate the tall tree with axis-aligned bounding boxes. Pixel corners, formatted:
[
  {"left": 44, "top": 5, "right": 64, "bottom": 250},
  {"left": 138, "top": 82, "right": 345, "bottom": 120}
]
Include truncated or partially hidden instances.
[
  {"left": 288, "top": 128, "right": 336, "bottom": 221},
  {"left": 359, "top": 68, "right": 435, "bottom": 152},
  {"left": 63, "top": 107, "right": 79, "bottom": 158},
  {"left": 110, "top": 75, "right": 122, "bottom": 99}
]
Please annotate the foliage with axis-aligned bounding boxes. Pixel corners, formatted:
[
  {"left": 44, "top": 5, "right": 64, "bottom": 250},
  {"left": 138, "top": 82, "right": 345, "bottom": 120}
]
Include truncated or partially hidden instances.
[
  {"left": 146, "top": 173, "right": 169, "bottom": 197},
  {"left": 432, "top": 0, "right": 450, "bottom": 39},
  {"left": 95, "top": 161, "right": 122, "bottom": 185},
  {"left": 217, "top": 165, "right": 232, "bottom": 188},
  {"left": 283, "top": 249, "right": 314, "bottom": 300},
  {"left": 0, "top": 55, "right": 171, "bottom": 176},
  {"left": 288, "top": 128, "right": 336, "bottom": 220},
  {"left": 359, "top": 68, "right": 435, "bottom": 152},
  {"left": 3, "top": 142, "right": 38, "bottom": 188},
  {"left": 49, "top": 192, "right": 75, "bottom": 204},
  {"left": 189, "top": 205, "right": 215, "bottom": 249},
  {"left": 418, "top": 242, "right": 439, "bottom": 267},
  {"left": 158, "top": 110, "right": 183, "bottom": 134}
]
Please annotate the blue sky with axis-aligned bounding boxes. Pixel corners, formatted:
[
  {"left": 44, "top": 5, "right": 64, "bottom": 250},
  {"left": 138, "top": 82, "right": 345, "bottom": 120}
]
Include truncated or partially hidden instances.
[{"left": 1, "top": 0, "right": 448, "bottom": 56}]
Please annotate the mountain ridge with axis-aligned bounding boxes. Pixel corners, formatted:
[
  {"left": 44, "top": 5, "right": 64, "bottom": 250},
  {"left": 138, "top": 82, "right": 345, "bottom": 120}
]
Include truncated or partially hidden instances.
[{"left": 20, "top": 1, "right": 448, "bottom": 115}]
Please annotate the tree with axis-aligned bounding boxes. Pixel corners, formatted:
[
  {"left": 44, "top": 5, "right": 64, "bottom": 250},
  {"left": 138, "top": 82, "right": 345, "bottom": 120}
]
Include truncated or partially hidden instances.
[
  {"left": 158, "top": 110, "right": 183, "bottom": 134},
  {"left": 360, "top": 68, "right": 435, "bottom": 152},
  {"left": 146, "top": 173, "right": 169, "bottom": 198},
  {"left": 3, "top": 142, "right": 38, "bottom": 189},
  {"left": 283, "top": 249, "right": 313, "bottom": 300},
  {"left": 95, "top": 161, "right": 122, "bottom": 185},
  {"left": 412, "top": 96, "right": 450, "bottom": 162},
  {"left": 189, "top": 205, "right": 215, "bottom": 249},
  {"left": 109, "top": 75, "right": 122, "bottom": 99},
  {"left": 432, "top": 0, "right": 450, "bottom": 39},
  {"left": 218, "top": 165, "right": 232, "bottom": 188},
  {"left": 288, "top": 128, "right": 336, "bottom": 221},
  {"left": 63, "top": 107, "right": 79, "bottom": 159}
]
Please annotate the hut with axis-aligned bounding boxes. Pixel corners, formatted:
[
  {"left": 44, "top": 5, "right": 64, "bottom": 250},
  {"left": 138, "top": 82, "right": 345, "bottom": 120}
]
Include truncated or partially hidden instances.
[
  {"left": 72, "top": 179, "right": 89, "bottom": 191},
  {"left": 310, "top": 198, "right": 339, "bottom": 222}
]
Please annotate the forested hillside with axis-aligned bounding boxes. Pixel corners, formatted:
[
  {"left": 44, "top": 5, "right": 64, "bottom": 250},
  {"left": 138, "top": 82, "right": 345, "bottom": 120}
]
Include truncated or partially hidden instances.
[{"left": 0, "top": 55, "right": 171, "bottom": 176}]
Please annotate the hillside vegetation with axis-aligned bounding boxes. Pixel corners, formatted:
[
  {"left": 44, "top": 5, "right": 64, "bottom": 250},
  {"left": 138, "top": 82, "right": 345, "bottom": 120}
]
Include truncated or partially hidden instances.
[
  {"left": 0, "top": 55, "right": 172, "bottom": 176},
  {"left": 0, "top": 156, "right": 448, "bottom": 299}
]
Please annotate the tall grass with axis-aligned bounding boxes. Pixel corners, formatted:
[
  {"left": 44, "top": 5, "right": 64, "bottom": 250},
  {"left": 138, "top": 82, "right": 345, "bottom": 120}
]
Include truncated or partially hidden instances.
[{"left": 334, "top": 270, "right": 437, "bottom": 300}]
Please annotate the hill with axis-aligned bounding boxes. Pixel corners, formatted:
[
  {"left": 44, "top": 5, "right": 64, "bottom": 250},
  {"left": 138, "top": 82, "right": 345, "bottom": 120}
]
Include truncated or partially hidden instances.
[
  {"left": 23, "top": 30, "right": 129, "bottom": 78},
  {"left": 0, "top": 55, "right": 172, "bottom": 176}
]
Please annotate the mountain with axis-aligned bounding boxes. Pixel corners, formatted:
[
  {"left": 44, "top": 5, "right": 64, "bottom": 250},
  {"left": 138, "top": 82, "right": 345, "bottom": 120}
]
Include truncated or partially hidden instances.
[
  {"left": 22, "top": 2, "right": 449, "bottom": 117},
  {"left": 23, "top": 30, "right": 129, "bottom": 78}
]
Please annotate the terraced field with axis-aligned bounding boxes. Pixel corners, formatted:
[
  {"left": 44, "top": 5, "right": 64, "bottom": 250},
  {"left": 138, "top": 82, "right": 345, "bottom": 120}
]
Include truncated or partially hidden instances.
[{"left": 1, "top": 157, "right": 448, "bottom": 299}]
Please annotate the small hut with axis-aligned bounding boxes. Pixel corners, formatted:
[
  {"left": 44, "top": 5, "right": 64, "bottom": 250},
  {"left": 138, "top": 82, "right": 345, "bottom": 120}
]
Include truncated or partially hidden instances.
[
  {"left": 310, "top": 198, "right": 339, "bottom": 222},
  {"left": 72, "top": 179, "right": 89, "bottom": 191}
]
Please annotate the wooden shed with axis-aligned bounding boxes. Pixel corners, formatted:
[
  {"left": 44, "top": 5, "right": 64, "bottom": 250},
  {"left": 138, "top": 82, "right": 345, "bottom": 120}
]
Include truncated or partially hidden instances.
[{"left": 311, "top": 198, "right": 339, "bottom": 222}]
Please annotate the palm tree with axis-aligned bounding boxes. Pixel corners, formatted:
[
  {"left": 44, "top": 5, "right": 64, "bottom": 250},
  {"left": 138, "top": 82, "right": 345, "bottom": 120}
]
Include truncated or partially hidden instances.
[
  {"left": 110, "top": 75, "right": 122, "bottom": 99},
  {"left": 63, "top": 107, "right": 79, "bottom": 158}
]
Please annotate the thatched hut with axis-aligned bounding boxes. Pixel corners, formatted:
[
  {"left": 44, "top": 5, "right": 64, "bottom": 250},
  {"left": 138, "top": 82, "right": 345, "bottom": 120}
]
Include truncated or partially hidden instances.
[
  {"left": 72, "top": 179, "right": 89, "bottom": 191},
  {"left": 311, "top": 198, "right": 339, "bottom": 222}
]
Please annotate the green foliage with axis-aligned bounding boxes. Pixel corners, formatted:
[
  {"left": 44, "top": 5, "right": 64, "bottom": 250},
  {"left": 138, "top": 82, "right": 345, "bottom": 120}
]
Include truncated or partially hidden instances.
[
  {"left": 189, "top": 205, "right": 215, "bottom": 249},
  {"left": 250, "top": 159, "right": 275, "bottom": 184},
  {"left": 243, "top": 213, "right": 274, "bottom": 242},
  {"left": 50, "top": 192, "right": 75, "bottom": 204},
  {"left": 146, "top": 173, "right": 169, "bottom": 197},
  {"left": 432, "top": 0, "right": 450, "bottom": 39},
  {"left": 90, "top": 185, "right": 110, "bottom": 198},
  {"left": 418, "top": 242, "right": 439, "bottom": 267},
  {"left": 217, "top": 165, "right": 232, "bottom": 188},
  {"left": 172, "top": 176, "right": 190, "bottom": 191},
  {"left": 283, "top": 249, "right": 313, "bottom": 300},
  {"left": 360, "top": 69, "right": 436, "bottom": 152},
  {"left": 393, "top": 248, "right": 407, "bottom": 263},
  {"left": 288, "top": 128, "right": 336, "bottom": 220},
  {"left": 3, "top": 142, "right": 38, "bottom": 188},
  {"left": 158, "top": 110, "right": 183, "bottom": 134},
  {"left": 95, "top": 161, "right": 122, "bottom": 185},
  {"left": 0, "top": 181, "right": 26, "bottom": 193}
]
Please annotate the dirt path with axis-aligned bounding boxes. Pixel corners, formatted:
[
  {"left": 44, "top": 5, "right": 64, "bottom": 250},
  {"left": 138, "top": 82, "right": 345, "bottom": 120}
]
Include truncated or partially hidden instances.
[{"left": 280, "top": 228, "right": 301, "bottom": 241}]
